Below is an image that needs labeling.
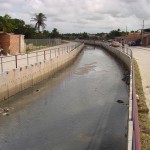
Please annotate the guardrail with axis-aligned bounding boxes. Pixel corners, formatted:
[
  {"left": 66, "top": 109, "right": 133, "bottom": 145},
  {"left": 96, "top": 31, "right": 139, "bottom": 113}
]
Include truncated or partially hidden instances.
[
  {"left": 0, "top": 44, "right": 80, "bottom": 74},
  {"left": 78, "top": 40, "right": 141, "bottom": 150}
]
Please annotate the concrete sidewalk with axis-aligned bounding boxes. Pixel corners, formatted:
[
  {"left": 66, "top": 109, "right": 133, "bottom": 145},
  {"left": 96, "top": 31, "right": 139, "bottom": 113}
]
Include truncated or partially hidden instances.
[{"left": 130, "top": 46, "right": 150, "bottom": 114}]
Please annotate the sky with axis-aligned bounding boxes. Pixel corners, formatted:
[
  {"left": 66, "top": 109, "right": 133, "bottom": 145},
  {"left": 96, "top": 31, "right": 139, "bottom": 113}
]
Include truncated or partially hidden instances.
[{"left": 0, "top": 0, "right": 150, "bottom": 33}]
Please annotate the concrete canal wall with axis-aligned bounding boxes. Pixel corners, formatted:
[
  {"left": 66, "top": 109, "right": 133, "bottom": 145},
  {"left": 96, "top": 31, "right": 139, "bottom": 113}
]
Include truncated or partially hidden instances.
[{"left": 0, "top": 43, "right": 84, "bottom": 101}]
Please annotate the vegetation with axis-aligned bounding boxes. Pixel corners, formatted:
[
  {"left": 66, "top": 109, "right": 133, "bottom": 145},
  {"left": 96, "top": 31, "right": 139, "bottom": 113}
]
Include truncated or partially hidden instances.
[
  {"left": 0, "top": 14, "right": 60, "bottom": 39},
  {"left": 31, "top": 13, "right": 47, "bottom": 32},
  {"left": 134, "top": 59, "right": 150, "bottom": 150},
  {"left": 0, "top": 14, "right": 138, "bottom": 40},
  {"left": 107, "top": 28, "right": 128, "bottom": 39},
  {"left": 0, "top": 14, "right": 15, "bottom": 32}
]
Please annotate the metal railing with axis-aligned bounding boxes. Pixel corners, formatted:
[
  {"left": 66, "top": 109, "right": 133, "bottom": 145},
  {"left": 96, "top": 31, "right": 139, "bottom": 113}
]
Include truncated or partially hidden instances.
[
  {"left": 0, "top": 43, "right": 81, "bottom": 74},
  {"left": 77, "top": 39, "right": 141, "bottom": 150}
]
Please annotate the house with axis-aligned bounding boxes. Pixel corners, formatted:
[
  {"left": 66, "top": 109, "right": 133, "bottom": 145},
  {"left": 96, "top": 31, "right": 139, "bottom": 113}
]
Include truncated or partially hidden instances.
[
  {"left": 141, "top": 28, "right": 150, "bottom": 46},
  {"left": 0, "top": 32, "right": 25, "bottom": 55},
  {"left": 115, "top": 32, "right": 141, "bottom": 44}
]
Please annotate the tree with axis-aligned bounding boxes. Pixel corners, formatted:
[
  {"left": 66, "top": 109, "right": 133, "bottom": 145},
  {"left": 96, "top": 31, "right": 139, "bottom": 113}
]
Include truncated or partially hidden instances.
[
  {"left": 0, "top": 14, "right": 15, "bottom": 32},
  {"left": 31, "top": 13, "right": 47, "bottom": 32},
  {"left": 50, "top": 28, "right": 60, "bottom": 38}
]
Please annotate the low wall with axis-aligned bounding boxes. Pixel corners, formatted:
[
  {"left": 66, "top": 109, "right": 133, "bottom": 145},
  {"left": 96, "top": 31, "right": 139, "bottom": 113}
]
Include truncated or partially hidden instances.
[
  {"left": 0, "top": 43, "right": 84, "bottom": 101},
  {"left": 99, "top": 43, "right": 131, "bottom": 69}
]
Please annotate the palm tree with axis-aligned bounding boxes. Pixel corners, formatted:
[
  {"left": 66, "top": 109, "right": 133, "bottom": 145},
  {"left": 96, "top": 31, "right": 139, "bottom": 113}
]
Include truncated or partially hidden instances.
[{"left": 31, "top": 13, "right": 47, "bottom": 32}]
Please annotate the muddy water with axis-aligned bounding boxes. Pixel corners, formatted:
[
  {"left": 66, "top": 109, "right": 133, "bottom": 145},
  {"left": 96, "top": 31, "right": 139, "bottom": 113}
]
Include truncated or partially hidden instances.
[{"left": 0, "top": 46, "right": 129, "bottom": 150}]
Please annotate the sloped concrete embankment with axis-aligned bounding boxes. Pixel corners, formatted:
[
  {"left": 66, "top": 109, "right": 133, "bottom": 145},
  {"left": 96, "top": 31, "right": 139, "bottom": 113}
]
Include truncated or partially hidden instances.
[{"left": 0, "top": 43, "right": 84, "bottom": 102}]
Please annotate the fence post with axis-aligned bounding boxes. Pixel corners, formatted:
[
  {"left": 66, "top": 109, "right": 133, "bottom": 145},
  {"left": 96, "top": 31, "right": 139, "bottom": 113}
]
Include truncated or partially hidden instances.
[
  {"left": 27, "top": 53, "right": 29, "bottom": 65},
  {"left": 50, "top": 49, "right": 51, "bottom": 59},
  {"left": 44, "top": 50, "right": 46, "bottom": 61},
  {"left": 58, "top": 48, "right": 60, "bottom": 55},
  {"left": 36, "top": 51, "right": 38, "bottom": 63},
  {"left": 1, "top": 57, "right": 3, "bottom": 72},
  {"left": 55, "top": 49, "right": 56, "bottom": 58},
  {"left": 15, "top": 55, "right": 18, "bottom": 68}
]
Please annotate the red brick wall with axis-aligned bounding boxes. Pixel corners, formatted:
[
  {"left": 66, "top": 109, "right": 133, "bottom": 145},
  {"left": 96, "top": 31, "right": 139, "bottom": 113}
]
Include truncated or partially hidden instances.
[
  {"left": 0, "top": 34, "right": 10, "bottom": 50},
  {"left": 9, "top": 35, "right": 20, "bottom": 54},
  {"left": 0, "top": 33, "right": 21, "bottom": 55}
]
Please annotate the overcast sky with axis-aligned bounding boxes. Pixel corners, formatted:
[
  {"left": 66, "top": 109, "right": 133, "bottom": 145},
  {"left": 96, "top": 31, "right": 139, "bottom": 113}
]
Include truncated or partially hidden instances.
[{"left": 0, "top": 0, "right": 150, "bottom": 33}]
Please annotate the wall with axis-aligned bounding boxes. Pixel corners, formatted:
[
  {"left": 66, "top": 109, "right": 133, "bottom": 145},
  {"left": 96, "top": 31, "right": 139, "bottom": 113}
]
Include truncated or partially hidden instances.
[
  {"left": 0, "top": 33, "right": 25, "bottom": 55},
  {"left": 0, "top": 43, "right": 84, "bottom": 101},
  {"left": 0, "top": 33, "right": 10, "bottom": 51},
  {"left": 9, "top": 34, "right": 20, "bottom": 54}
]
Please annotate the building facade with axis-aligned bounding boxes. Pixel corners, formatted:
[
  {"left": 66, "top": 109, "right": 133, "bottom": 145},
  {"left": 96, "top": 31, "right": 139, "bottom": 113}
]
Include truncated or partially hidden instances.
[{"left": 0, "top": 32, "right": 25, "bottom": 55}]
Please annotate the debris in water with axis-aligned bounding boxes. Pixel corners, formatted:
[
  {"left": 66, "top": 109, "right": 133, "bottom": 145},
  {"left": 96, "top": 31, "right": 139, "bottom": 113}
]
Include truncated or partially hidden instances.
[
  {"left": 116, "top": 100, "right": 124, "bottom": 103},
  {"left": 2, "top": 112, "right": 9, "bottom": 116},
  {"left": 4, "top": 108, "right": 9, "bottom": 112},
  {"left": 0, "top": 108, "right": 3, "bottom": 114},
  {"left": 36, "top": 89, "right": 40, "bottom": 92},
  {"left": 122, "top": 71, "right": 130, "bottom": 85}
]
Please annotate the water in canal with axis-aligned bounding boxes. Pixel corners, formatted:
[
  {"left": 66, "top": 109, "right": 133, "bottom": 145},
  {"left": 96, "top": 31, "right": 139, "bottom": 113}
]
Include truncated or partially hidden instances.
[{"left": 0, "top": 46, "right": 129, "bottom": 150}]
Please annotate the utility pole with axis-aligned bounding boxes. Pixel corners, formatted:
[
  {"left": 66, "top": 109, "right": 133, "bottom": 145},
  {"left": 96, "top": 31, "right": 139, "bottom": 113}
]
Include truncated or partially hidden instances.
[
  {"left": 141, "top": 20, "right": 144, "bottom": 45},
  {"left": 126, "top": 26, "right": 128, "bottom": 44},
  {"left": 126, "top": 26, "right": 127, "bottom": 35}
]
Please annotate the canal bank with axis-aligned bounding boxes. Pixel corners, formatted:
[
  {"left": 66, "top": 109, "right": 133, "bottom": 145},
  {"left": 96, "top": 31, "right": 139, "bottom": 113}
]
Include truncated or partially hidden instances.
[
  {"left": 81, "top": 40, "right": 141, "bottom": 150},
  {"left": 0, "top": 43, "right": 84, "bottom": 102},
  {"left": 0, "top": 45, "right": 128, "bottom": 150}
]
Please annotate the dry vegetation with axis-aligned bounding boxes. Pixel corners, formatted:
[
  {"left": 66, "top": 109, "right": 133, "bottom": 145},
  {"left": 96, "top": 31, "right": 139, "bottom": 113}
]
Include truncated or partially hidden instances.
[{"left": 134, "top": 59, "right": 150, "bottom": 150}]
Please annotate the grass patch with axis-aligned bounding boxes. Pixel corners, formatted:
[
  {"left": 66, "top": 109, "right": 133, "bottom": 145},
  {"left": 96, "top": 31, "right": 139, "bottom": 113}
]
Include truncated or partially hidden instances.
[
  {"left": 26, "top": 48, "right": 32, "bottom": 53},
  {"left": 134, "top": 59, "right": 150, "bottom": 150},
  {"left": 33, "top": 43, "right": 49, "bottom": 46}
]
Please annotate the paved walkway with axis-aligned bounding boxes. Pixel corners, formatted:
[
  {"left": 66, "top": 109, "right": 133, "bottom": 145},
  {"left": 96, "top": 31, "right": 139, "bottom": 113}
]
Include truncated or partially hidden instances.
[
  {"left": 130, "top": 46, "right": 150, "bottom": 114},
  {"left": 0, "top": 42, "right": 78, "bottom": 74}
]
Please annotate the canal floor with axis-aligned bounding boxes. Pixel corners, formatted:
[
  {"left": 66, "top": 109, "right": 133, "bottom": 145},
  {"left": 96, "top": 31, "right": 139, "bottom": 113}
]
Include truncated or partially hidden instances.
[{"left": 0, "top": 46, "right": 129, "bottom": 150}]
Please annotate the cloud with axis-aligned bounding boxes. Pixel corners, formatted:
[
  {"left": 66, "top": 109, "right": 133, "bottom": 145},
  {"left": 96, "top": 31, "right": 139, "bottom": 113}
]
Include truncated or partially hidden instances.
[{"left": 0, "top": 0, "right": 150, "bottom": 33}]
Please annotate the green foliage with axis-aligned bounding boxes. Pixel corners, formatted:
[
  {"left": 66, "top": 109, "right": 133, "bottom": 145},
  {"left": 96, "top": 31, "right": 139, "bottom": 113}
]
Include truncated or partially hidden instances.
[
  {"left": 31, "top": 13, "right": 47, "bottom": 32},
  {"left": 50, "top": 28, "right": 60, "bottom": 38},
  {"left": 106, "top": 28, "right": 128, "bottom": 39},
  {"left": 0, "top": 14, "right": 15, "bottom": 32},
  {"left": 26, "top": 48, "right": 32, "bottom": 53}
]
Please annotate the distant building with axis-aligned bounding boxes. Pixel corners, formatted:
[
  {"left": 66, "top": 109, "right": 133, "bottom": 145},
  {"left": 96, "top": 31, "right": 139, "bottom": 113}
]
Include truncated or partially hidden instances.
[
  {"left": 141, "top": 28, "right": 150, "bottom": 46},
  {"left": 115, "top": 32, "right": 141, "bottom": 44},
  {"left": 0, "top": 32, "right": 25, "bottom": 55}
]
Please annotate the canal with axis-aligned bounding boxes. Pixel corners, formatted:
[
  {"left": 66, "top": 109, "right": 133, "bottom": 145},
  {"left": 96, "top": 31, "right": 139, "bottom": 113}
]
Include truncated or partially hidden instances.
[{"left": 0, "top": 45, "right": 129, "bottom": 150}]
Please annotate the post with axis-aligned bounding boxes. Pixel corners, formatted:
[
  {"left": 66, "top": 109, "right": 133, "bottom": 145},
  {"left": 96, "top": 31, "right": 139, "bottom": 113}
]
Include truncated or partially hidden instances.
[
  {"left": 15, "top": 55, "right": 18, "bottom": 68},
  {"left": 50, "top": 49, "right": 51, "bottom": 59},
  {"left": 141, "top": 20, "right": 144, "bottom": 46},
  {"left": 58, "top": 48, "right": 60, "bottom": 55},
  {"left": 27, "top": 53, "right": 29, "bottom": 65},
  {"left": 55, "top": 49, "right": 56, "bottom": 58},
  {"left": 1, "top": 57, "right": 3, "bottom": 72},
  {"left": 44, "top": 50, "right": 46, "bottom": 61},
  {"left": 36, "top": 51, "right": 38, "bottom": 63}
]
